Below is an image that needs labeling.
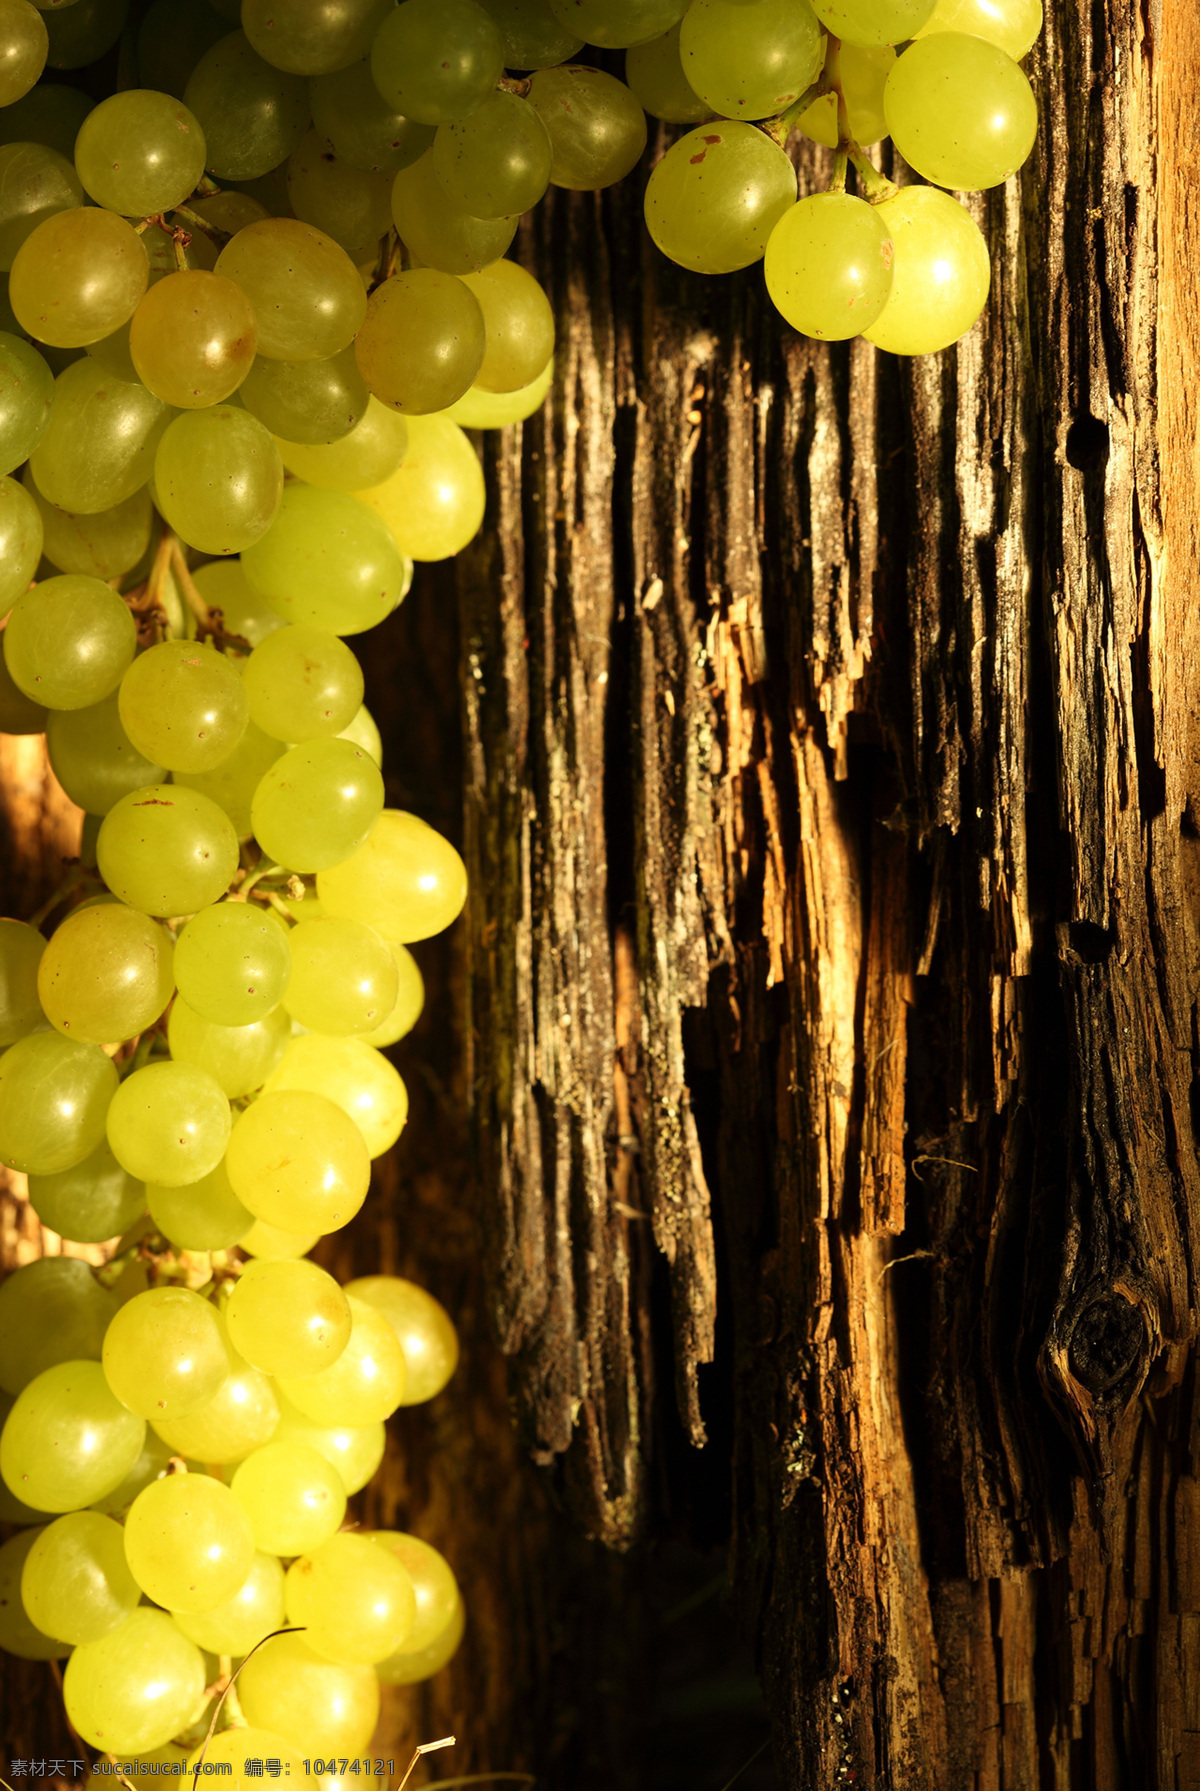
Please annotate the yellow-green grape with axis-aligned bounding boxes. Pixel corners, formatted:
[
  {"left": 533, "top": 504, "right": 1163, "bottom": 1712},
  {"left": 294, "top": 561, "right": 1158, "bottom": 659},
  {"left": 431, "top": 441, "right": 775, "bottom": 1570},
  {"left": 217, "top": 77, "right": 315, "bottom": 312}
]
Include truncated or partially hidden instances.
[
  {"left": 0, "top": 330, "right": 54, "bottom": 472},
  {"left": 431, "top": 91, "right": 553, "bottom": 218},
  {"left": 272, "top": 1390, "right": 383, "bottom": 1492},
  {"left": 65, "top": 1607, "right": 206, "bottom": 1754},
  {"left": 371, "top": 0, "right": 503, "bottom": 126},
  {"left": 445, "top": 355, "right": 554, "bottom": 427},
  {"left": 223, "top": 1256, "right": 351, "bottom": 1378},
  {"left": 286, "top": 131, "right": 391, "bottom": 258},
  {"left": 174, "top": 901, "right": 292, "bottom": 1027},
  {"left": 21, "top": 1510, "right": 139, "bottom": 1645},
  {"left": 102, "top": 1285, "right": 230, "bottom": 1420},
  {"left": 136, "top": 0, "right": 228, "bottom": 100},
  {"left": 27, "top": 1141, "right": 145, "bottom": 1245},
  {"left": 9, "top": 206, "right": 147, "bottom": 348},
  {"left": 239, "top": 344, "right": 369, "bottom": 446},
  {"left": 225, "top": 1087, "right": 370, "bottom": 1233},
  {"left": 154, "top": 405, "right": 284, "bottom": 554},
  {"left": 215, "top": 217, "right": 366, "bottom": 362},
  {"left": 28, "top": 360, "right": 169, "bottom": 515},
  {"left": 285, "top": 1529, "right": 415, "bottom": 1664},
  {"left": 915, "top": 0, "right": 1041, "bottom": 59},
  {"left": 149, "top": 1339, "right": 277, "bottom": 1463},
  {"left": 527, "top": 64, "right": 647, "bottom": 189},
  {"left": 174, "top": 721, "right": 285, "bottom": 838},
  {"left": 354, "top": 269, "right": 485, "bottom": 415},
  {"left": 0, "top": 1528, "right": 70, "bottom": 1659},
  {"left": 276, "top": 396, "right": 408, "bottom": 491},
  {"left": 549, "top": 0, "right": 685, "bottom": 43},
  {"left": 242, "top": 0, "right": 389, "bottom": 75},
  {"left": 0, "top": 1398, "right": 52, "bottom": 1523},
  {"left": 106, "top": 1060, "right": 231, "bottom": 1187},
  {"left": 74, "top": 89, "right": 206, "bottom": 214},
  {"left": 391, "top": 150, "right": 518, "bottom": 275},
  {"left": 264, "top": 1034, "right": 408, "bottom": 1158},
  {"left": 862, "top": 184, "right": 990, "bottom": 355},
  {"left": 192, "top": 557, "right": 284, "bottom": 648},
  {"left": 37, "top": 903, "right": 174, "bottom": 1044},
  {"left": 167, "top": 997, "right": 290, "bottom": 1098},
  {"left": 884, "top": 34, "right": 1036, "bottom": 191},
  {"left": 47, "top": 692, "right": 163, "bottom": 816},
  {"left": 129, "top": 270, "right": 259, "bottom": 410},
  {"left": 251, "top": 739, "right": 384, "bottom": 872},
  {"left": 1, "top": 1360, "right": 145, "bottom": 1511},
  {"left": 118, "top": 638, "right": 249, "bottom": 773},
  {"left": 44, "top": 0, "right": 129, "bottom": 71},
  {"left": 476, "top": 0, "right": 582, "bottom": 67},
  {"left": 339, "top": 702, "right": 382, "bottom": 764},
  {"left": 282, "top": 915, "right": 398, "bottom": 1035},
  {"left": 172, "top": 1549, "right": 284, "bottom": 1657},
  {"left": 187, "top": 1726, "right": 305, "bottom": 1791},
  {"left": 237, "top": 1217, "right": 322, "bottom": 1260},
  {"left": 354, "top": 413, "right": 484, "bottom": 561},
  {"left": 89, "top": 1427, "right": 172, "bottom": 1518},
  {"left": 0, "top": 0, "right": 48, "bottom": 105},
  {"left": 0, "top": 141, "right": 81, "bottom": 271},
  {"left": 679, "top": 0, "right": 824, "bottom": 118},
  {"left": 0, "top": 1031, "right": 118, "bottom": 1174},
  {"left": 0, "top": 474, "right": 41, "bottom": 613},
  {"left": 376, "top": 1590, "right": 464, "bottom": 1685},
  {"left": 318, "top": 809, "right": 468, "bottom": 942},
  {"left": 96, "top": 785, "right": 240, "bottom": 918},
  {"left": 811, "top": 0, "right": 935, "bottom": 45},
  {"left": 125, "top": 1470, "right": 254, "bottom": 1613},
  {"left": 0, "top": 82, "right": 92, "bottom": 158},
  {"left": 346, "top": 1276, "right": 459, "bottom": 1404},
  {"left": 625, "top": 22, "right": 709, "bottom": 121},
  {"left": 242, "top": 624, "right": 364, "bottom": 743},
  {"left": 360, "top": 940, "right": 424, "bottom": 1046},
  {"left": 230, "top": 1440, "right": 346, "bottom": 1555},
  {"left": 308, "top": 57, "right": 434, "bottom": 176},
  {"left": 459, "top": 259, "right": 554, "bottom": 393},
  {"left": 25, "top": 476, "right": 152, "bottom": 582},
  {"left": 4, "top": 573, "right": 135, "bottom": 710},
  {"left": 184, "top": 30, "right": 311, "bottom": 180},
  {"left": 798, "top": 42, "right": 893, "bottom": 147},
  {"left": 240, "top": 482, "right": 410, "bottom": 633},
  {"left": 236, "top": 1632, "right": 379, "bottom": 1757},
  {"left": 278, "top": 1294, "right": 406, "bottom": 1428},
  {"left": 367, "top": 1531, "right": 458, "bottom": 1655},
  {"left": 147, "top": 1157, "right": 253, "bottom": 1252},
  {"left": 764, "top": 193, "right": 894, "bottom": 340},
  {"left": 0, "top": 916, "right": 45, "bottom": 1044},
  {"left": 0, "top": 1257, "right": 118, "bottom": 1394}
]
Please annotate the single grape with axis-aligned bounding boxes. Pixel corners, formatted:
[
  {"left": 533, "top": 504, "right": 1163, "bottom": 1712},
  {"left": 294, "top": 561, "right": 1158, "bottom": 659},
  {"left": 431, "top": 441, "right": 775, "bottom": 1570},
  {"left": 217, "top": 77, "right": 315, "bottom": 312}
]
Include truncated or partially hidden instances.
[
  {"left": 106, "top": 1060, "right": 231, "bottom": 1187},
  {"left": 0, "top": 1256, "right": 118, "bottom": 1394},
  {"left": 102, "top": 1284, "right": 230, "bottom": 1419},
  {"left": 148, "top": 1338, "right": 277, "bottom": 1463},
  {"left": 118, "top": 637, "right": 249, "bottom": 774},
  {"left": 0, "top": 0, "right": 48, "bottom": 106},
  {"left": 64, "top": 1608, "right": 207, "bottom": 1755},
  {"left": 0, "top": 916, "right": 44, "bottom": 1045},
  {"left": 28, "top": 358, "right": 169, "bottom": 516},
  {"left": 172, "top": 1549, "right": 284, "bottom": 1657},
  {"left": 679, "top": 0, "right": 824, "bottom": 120},
  {"left": 223, "top": 1256, "right": 351, "bottom": 1378},
  {"left": 173, "top": 901, "right": 292, "bottom": 1026},
  {"left": 367, "top": 1531, "right": 459, "bottom": 1652},
  {"left": 764, "top": 192, "right": 894, "bottom": 340},
  {"left": 527, "top": 64, "right": 647, "bottom": 189},
  {"left": 318, "top": 809, "right": 468, "bottom": 942},
  {"left": 166, "top": 997, "right": 290, "bottom": 1098},
  {"left": 370, "top": 0, "right": 505, "bottom": 126},
  {"left": 239, "top": 481, "right": 410, "bottom": 633},
  {"left": 0, "top": 141, "right": 81, "bottom": 273},
  {"left": 0, "top": 1030, "right": 118, "bottom": 1174},
  {"left": 154, "top": 405, "right": 284, "bottom": 554},
  {"left": 548, "top": 0, "right": 686, "bottom": 45},
  {"left": 286, "top": 131, "right": 392, "bottom": 258},
  {"left": 798, "top": 41, "right": 893, "bottom": 147},
  {"left": 354, "top": 269, "right": 486, "bottom": 415},
  {"left": 237, "top": 1218, "right": 323, "bottom": 1260},
  {"left": 21, "top": 1510, "right": 140, "bottom": 1646},
  {"left": 391, "top": 150, "right": 518, "bottom": 274},
  {"left": 282, "top": 915, "right": 398, "bottom": 1036},
  {"left": 272, "top": 1391, "right": 384, "bottom": 1492},
  {"left": 173, "top": 720, "right": 285, "bottom": 838},
  {"left": 274, "top": 396, "right": 408, "bottom": 491},
  {"left": 360, "top": 939, "right": 424, "bottom": 1045},
  {"left": 47, "top": 691, "right": 164, "bottom": 816},
  {"left": 239, "top": 344, "right": 370, "bottom": 445},
  {"left": 184, "top": 30, "right": 311, "bottom": 180},
  {"left": 278, "top": 1294, "right": 406, "bottom": 1427},
  {"left": 625, "top": 22, "right": 709, "bottom": 121},
  {"left": 884, "top": 34, "right": 1037, "bottom": 192},
  {"left": 147, "top": 1157, "right": 253, "bottom": 1253},
  {"left": 136, "top": 0, "right": 229, "bottom": 100},
  {"left": 353, "top": 413, "right": 485, "bottom": 561},
  {"left": 376, "top": 1591, "right": 464, "bottom": 1685},
  {"left": 431, "top": 91, "right": 553, "bottom": 218},
  {"left": 43, "top": 0, "right": 129, "bottom": 70},
  {"left": 37, "top": 902, "right": 175, "bottom": 1043},
  {"left": 0, "top": 329, "right": 53, "bottom": 472},
  {"left": 74, "top": 89, "right": 206, "bottom": 215},
  {"left": 476, "top": 0, "right": 583, "bottom": 68},
  {"left": 264, "top": 1034, "right": 408, "bottom": 1157},
  {"left": 811, "top": 0, "right": 936, "bottom": 46},
  {"left": 444, "top": 355, "right": 553, "bottom": 427},
  {"left": 0, "top": 1359, "right": 145, "bottom": 1512},
  {"left": 242, "top": 624, "right": 364, "bottom": 742},
  {"left": 252, "top": 737, "right": 383, "bottom": 871},
  {"left": 862, "top": 184, "right": 990, "bottom": 355},
  {"left": 915, "top": 0, "right": 1042, "bottom": 59},
  {"left": 346, "top": 1275, "right": 459, "bottom": 1404},
  {"left": 308, "top": 57, "right": 435, "bottom": 177},
  {"left": 459, "top": 258, "right": 555, "bottom": 392},
  {"left": 129, "top": 270, "right": 258, "bottom": 409},
  {"left": 0, "top": 474, "right": 41, "bottom": 615},
  {"left": 224, "top": 1087, "right": 371, "bottom": 1233},
  {"left": 191, "top": 557, "right": 284, "bottom": 647},
  {"left": 97, "top": 784, "right": 240, "bottom": 917},
  {"left": 26, "top": 476, "right": 152, "bottom": 582},
  {"left": 27, "top": 1140, "right": 146, "bottom": 1246},
  {"left": 235, "top": 1631, "right": 380, "bottom": 1756},
  {"left": 0, "top": 82, "right": 92, "bottom": 158},
  {"left": 241, "top": 0, "right": 391, "bottom": 76},
  {"left": 230, "top": 1440, "right": 346, "bottom": 1555},
  {"left": 215, "top": 217, "right": 366, "bottom": 361},
  {"left": 284, "top": 1530, "right": 415, "bottom": 1664},
  {"left": 9, "top": 206, "right": 148, "bottom": 348},
  {"left": 4, "top": 572, "right": 136, "bottom": 710}
]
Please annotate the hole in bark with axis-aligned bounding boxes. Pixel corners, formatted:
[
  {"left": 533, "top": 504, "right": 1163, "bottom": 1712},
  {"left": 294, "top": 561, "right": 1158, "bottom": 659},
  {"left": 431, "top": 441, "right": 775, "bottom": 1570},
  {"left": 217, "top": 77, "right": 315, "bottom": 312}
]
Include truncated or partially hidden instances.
[
  {"left": 1067, "top": 919, "right": 1116, "bottom": 963},
  {"left": 1064, "top": 414, "right": 1110, "bottom": 470},
  {"left": 1068, "top": 1293, "right": 1146, "bottom": 1393}
]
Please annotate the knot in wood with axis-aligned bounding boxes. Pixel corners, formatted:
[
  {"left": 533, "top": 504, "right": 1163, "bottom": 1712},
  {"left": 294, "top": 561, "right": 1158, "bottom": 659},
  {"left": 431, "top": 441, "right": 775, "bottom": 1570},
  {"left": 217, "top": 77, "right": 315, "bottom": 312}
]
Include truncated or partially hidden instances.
[{"left": 1067, "top": 1289, "right": 1148, "bottom": 1394}]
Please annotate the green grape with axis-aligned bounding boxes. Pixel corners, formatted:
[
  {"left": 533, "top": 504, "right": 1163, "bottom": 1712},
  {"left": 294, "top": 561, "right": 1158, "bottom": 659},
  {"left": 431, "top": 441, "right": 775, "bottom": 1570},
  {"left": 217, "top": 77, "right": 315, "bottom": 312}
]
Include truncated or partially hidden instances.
[
  {"left": 0, "top": 329, "right": 53, "bottom": 473},
  {"left": 242, "top": 0, "right": 390, "bottom": 76},
  {"left": 225, "top": 1087, "right": 370, "bottom": 1233},
  {"left": 264, "top": 1034, "right": 407, "bottom": 1157},
  {"left": 174, "top": 901, "right": 292, "bottom": 1027},
  {"left": 0, "top": 916, "right": 45, "bottom": 1044},
  {"left": 354, "top": 413, "right": 484, "bottom": 560},
  {"left": 371, "top": 0, "right": 504, "bottom": 127},
  {"left": 27, "top": 1140, "right": 145, "bottom": 1245},
  {"left": 915, "top": 0, "right": 1041, "bottom": 59},
  {"left": 445, "top": 354, "right": 553, "bottom": 427},
  {"left": 129, "top": 270, "right": 258, "bottom": 410},
  {"left": 137, "top": 0, "right": 229, "bottom": 101},
  {"left": 0, "top": 1031, "right": 118, "bottom": 1174},
  {"left": 272, "top": 1390, "right": 383, "bottom": 1492},
  {"left": 339, "top": 702, "right": 382, "bottom": 764},
  {"left": 89, "top": 1427, "right": 172, "bottom": 1518},
  {"left": 798, "top": 41, "right": 893, "bottom": 147},
  {"left": 243, "top": 624, "right": 364, "bottom": 743},
  {"left": 4, "top": 572, "right": 135, "bottom": 709},
  {"left": 26, "top": 478, "right": 152, "bottom": 582},
  {"left": 192, "top": 557, "right": 285, "bottom": 648},
  {"left": 74, "top": 89, "right": 206, "bottom": 215},
  {"left": 187, "top": 1727, "right": 305, "bottom": 1791},
  {"left": 360, "top": 939, "right": 424, "bottom": 1046},
  {"left": 625, "top": 22, "right": 709, "bottom": 121},
  {"left": 96, "top": 785, "right": 240, "bottom": 917},
  {"left": 884, "top": 34, "right": 1037, "bottom": 191},
  {"left": 0, "top": 473, "right": 41, "bottom": 613},
  {"left": 679, "top": 0, "right": 824, "bottom": 120},
  {"left": 0, "top": 141, "right": 81, "bottom": 272},
  {"left": 167, "top": 997, "right": 290, "bottom": 1098},
  {"left": 172, "top": 1549, "right": 284, "bottom": 1656},
  {"left": 65, "top": 1607, "right": 207, "bottom": 1755},
  {"left": 236, "top": 1631, "right": 379, "bottom": 1756},
  {"left": 1, "top": 1359, "right": 146, "bottom": 1511},
  {"left": 0, "top": 0, "right": 48, "bottom": 105},
  {"left": 285, "top": 1529, "right": 414, "bottom": 1664},
  {"left": 764, "top": 192, "right": 894, "bottom": 340},
  {"left": 43, "top": 0, "right": 128, "bottom": 69},
  {"left": 346, "top": 1276, "right": 459, "bottom": 1404},
  {"left": 862, "top": 184, "right": 990, "bottom": 355},
  {"left": 239, "top": 1217, "right": 322, "bottom": 1259},
  {"left": 278, "top": 1294, "right": 406, "bottom": 1427},
  {"left": 281, "top": 916, "right": 397, "bottom": 1037},
  {"left": 21, "top": 1510, "right": 139, "bottom": 1645},
  {"left": 431, "top": 91, "right": 552, "bottom": 219},
  {"left": 0, "top": 648, "right": 45, "bottom": 731},
  {"left": 215, "top": 217, "right": 366, "bottom": 362},
  {"left": 391, "top": 150, "right": 518, "bottom": 274},
  {"left": 240, "top": 482, "right": 410, "bottom": 632},
  {"left": 286, "top": 131, "right": 392, "bottom": 258},
  {"left": 0, "top": 1256, "right": 118, "bottom": 1393},
  {"left": 354, "top": 269, "right": 485, "bottom": 415},
  {"left": 174, "top": 720, "right": 285, "bottom": 837},
  {"left": 102, "top": 1284, "right": 230, "bottom": 1419},
  {"left": 147, "top": 1157, "right": 253, "bottom": 1252},
  {"left": 149, "top": 1336, "right": 277, "bottom": 1462},
  {"left": 526, "top": 65, "right": 647, "bottom": 189},
  {"left": 118, "top": 638, "right": 249, "bottom": 773},
  {"left": 223, "top": 1256, "right": 351, "bottom": 1378},
  {"left": 9, "top": 206, "right": 148, "bottom": 349},
  {"left": 230, "top": 1440, "right": 346, "bottom": 1555},
  {"left": 29, "top": 358, "right": 170, "bottom": 515},
  {"left": 309, "top": 58, "right": 435, "bottom": 177},
  {"left": 477, "top": 0, "right": 582, "bottom": 67},
  {"left": 0, "top": 82, "right": 92, "bottom": 158},
  {"left": 154, "top": 405, "right": 284, "bottom": 555},
  {"left": 37, "top": 902, "right": 175, "bottom": 1043},
  {"left": 459, "top": 259, "right": 554, "bottom": 392},
  {"left": 811, "top": 0, "right": 935, "bottom": 46},
  {"left": 251, "top": 738, "right": 384, "bottom": 871},
  {"left": 548, "top": 0, "right": 686, "bottom": 45},
  {"left": 106, "top": 1060, "right": 231, "bottom": 1187},
  {"left": 376, "top": 1590, "right": 464, "bottom": 1685},
  {"left": 275, "top": 395, "right": 408, "bottom": 491},
  {"left": 239, "top": 344, "right": 369, "bottom": 445},
  {"left": 184, "top": 30, "right": 311, "bottom": 181},
  {"left": 0, "top": 1526, "right": 69, "bottom": 1658},
  {"left": 318, "top": 809, "right": 468, "bottom": 942},
  {"left": 46, "top": 691, "right": 165, "bottom": 815},
  {"left": 367, "top": 1531, "right": 458, "bottom": 1652}
]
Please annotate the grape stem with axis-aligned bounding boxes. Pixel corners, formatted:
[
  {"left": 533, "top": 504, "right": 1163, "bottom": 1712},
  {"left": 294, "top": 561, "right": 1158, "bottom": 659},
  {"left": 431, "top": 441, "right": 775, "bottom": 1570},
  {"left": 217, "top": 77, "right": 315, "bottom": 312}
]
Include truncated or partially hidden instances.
[
  {"left": 172, "top": 204, "right": 234, "bottom": 251},
  {"left": 761, "top": 81, "right": 826, "bottom": 148},
  {"left": 195, "top": 175, "right": 222, "bottom": 198},
  {"left": 233, "top": 859, "right": 290, "bottom": 902},
  {"left": 496, "top": 75, "right": 531, "bottom": 97},
  {"left": 846, "top": 145, "right": 898, "bottom": 205},
  {"left": 396, "top": 1739, "right": 456, "bottom": 1791}
]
